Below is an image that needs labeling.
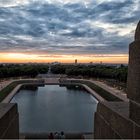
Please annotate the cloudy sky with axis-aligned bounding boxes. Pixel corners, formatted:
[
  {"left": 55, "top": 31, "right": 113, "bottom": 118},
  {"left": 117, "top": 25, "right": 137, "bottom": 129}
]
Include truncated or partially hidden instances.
[{"left": 0, "top": 0, "right": 139, "bottom": 63}]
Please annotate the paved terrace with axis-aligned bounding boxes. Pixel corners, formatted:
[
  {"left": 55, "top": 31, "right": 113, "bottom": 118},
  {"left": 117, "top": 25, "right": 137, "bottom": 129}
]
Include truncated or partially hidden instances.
[
  {"left": 1, "top": 78, "right": 104, "bottom": 103},
  {"left": 1, "top": 77, "right": 129, "bottom": 103},
  {"left": 1, "top": 79, "right": 45, "bottom": 103},
  {"left": 0, "top": 77, "right": 128, "bottom": 139},
  {"left": 91, "top": 80, "right": 128, "bottom": 102},
  {"left": 44, "top": 78, "right": 59, "bottom": 84},
  {"left": 62, "top": 78, "right": 129, "bottom": 102},
  {"left": 2, "top": 84, "right": 22, "bottom": 103}
]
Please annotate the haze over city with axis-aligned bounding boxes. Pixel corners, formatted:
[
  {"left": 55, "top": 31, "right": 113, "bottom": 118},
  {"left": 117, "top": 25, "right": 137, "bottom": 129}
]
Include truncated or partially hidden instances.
[{"left": 0, "top": 0, "right": 139, "bottom": 63}]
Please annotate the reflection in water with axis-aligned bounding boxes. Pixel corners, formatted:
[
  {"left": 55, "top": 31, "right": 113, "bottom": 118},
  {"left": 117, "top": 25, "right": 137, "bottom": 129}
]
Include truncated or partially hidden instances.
[{"left": 11, "top": 85, "right": 98, "bottom": 133}]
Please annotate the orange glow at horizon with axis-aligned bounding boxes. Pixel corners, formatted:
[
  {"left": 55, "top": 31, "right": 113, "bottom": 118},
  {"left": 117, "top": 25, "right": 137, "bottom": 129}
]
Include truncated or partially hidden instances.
[{"left": 0, "top": 52, "right": 128, "bottom": 64}]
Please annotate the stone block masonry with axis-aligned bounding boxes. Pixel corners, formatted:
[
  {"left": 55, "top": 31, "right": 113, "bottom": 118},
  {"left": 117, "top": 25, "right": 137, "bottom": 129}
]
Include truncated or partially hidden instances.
[
  {"left": 127, "top": 21, "right": 140, "bottom": 125},
  {"left": 94, "top": 21, "right": 140, "bottom": 139},
  {"left": 94, "top": 102, "right": 140, "bottom": 139},
  {"left": 0, "top": 103, "right": 19, "bottom": 139}
]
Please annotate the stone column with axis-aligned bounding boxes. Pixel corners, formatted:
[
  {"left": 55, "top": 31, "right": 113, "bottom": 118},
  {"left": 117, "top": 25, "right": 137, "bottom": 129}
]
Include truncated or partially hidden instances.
[{"left": 127, "top": 21, "right": 140, "bottom": 125}]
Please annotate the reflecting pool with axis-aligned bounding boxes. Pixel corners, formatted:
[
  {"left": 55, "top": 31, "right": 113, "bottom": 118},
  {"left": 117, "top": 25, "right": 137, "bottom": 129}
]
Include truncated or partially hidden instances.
[{"left": 11, "top": 85, "right": 98, "bottom": 133}]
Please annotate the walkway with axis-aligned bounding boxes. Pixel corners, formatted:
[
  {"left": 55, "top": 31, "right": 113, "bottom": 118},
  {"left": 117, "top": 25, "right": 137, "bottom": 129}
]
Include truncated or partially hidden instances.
[
  {"left": 90, "top": 80, "right": 129, "bottom": 102},
  {"left": 1, "top": 79, "right": 45, "bottom": 103},
  {"left": 66, "top": 78, "right": 129, "bottom": 102},
  {"left": 1, "top": 77, "right": 129, "bottom": 103},
  {"left": 45, "top": 78, "right": 59, "bottom": 84},
  {"left": 81, "top": 84, "right": 105, "bottom": 102}
]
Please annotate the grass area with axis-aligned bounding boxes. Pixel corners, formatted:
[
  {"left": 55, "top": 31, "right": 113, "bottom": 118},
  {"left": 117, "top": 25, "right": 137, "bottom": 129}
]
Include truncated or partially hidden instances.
[
  {"left": 70, "top": 80, "right": 122, "bottom": 101},
  {"left": 103, "top": 79, "right": 126, "bottom": 92},
  {"left": 0, "top": 82, "right": 18, "bottom": 102},
  {"left": 0, "top": 80, "right": 41, "bottom": 102}
]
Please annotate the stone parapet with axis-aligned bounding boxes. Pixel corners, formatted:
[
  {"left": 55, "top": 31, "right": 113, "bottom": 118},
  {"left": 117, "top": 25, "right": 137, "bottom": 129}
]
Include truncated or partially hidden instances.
[
  {"left": 129, "top": 100, "right": 140, "bottom": 125},
  {"left": 0, "top": 103, "right": 19, "bottom": 139},
  {"left": 94, "top": 101, "right": 140, "bottom": 139},
  {"left": 127, "top": 21, "right": 140, "bottom": 125},
  {"left": 135, "top": 21, "right": 140, "bottom": 40}
]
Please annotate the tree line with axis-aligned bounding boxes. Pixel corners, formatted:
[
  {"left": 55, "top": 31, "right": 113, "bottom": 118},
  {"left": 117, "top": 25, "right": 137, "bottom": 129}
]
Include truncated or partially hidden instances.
[
  {"left": 0, "top": 64, "right": 49, "bottom": 78},
  {"left": 51, "top": 64, "right": 128, "bottom": 82}
]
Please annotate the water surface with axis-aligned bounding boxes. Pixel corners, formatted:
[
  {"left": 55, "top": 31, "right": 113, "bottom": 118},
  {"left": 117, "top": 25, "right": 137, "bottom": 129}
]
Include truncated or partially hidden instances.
[{"left": 11, "top": 85, "right": 98, "bottom": 133}]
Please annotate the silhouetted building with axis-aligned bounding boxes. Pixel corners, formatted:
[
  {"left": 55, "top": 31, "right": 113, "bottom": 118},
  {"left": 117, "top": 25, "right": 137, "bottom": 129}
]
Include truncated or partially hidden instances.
[{"left": 75, "top": 59, "right": 77, "bottom": 65}]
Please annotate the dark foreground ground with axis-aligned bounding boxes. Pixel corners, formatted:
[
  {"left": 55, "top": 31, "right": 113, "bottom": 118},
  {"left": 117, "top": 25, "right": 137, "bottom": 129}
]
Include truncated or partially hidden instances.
[{"left": 20, "top": 132, "right": 93, "bottom": 139}]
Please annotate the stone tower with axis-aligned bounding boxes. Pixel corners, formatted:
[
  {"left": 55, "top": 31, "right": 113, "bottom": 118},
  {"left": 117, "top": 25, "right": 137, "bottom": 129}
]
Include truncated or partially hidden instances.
[
  {"left": 135, "top": 21, "right": 140, "bottom": 41},
  {"left": 94, "top": 21, "right": 140, "bottom": 139},
  {"left": 127, "top": 21, "right": 140, "bottom": 125}
]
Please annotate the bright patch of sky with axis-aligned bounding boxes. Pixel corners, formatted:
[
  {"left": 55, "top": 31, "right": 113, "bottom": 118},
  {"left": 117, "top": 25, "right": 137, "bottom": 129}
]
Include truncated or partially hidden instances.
[{"left": 0, "top": 0, "right": 139, "bottom": 55}]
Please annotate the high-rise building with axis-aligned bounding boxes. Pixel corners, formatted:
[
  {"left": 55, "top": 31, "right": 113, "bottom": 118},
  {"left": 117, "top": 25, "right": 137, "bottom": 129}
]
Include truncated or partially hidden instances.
[{"left": 75, "top": 59, "right": 77, "bottom": 64}]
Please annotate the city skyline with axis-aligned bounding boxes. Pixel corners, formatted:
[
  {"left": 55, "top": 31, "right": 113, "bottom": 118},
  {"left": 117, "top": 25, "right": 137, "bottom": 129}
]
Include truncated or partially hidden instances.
[
  {"left": 0, "top": 0, "right": 139, "bottom": 63},
  {"left": 0, "top": 52, "right": 128, "bottom": 64}
]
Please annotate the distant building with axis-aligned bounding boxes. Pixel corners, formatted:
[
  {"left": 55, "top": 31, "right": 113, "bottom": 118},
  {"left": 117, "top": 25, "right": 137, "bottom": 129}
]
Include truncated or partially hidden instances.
[
  {"left": 100, "top": 61, "right": 102, "bottom": 64},
  {"left": 89, "top": 62, "right": 93, "bottom": 65},
  {"left": 75, "top": 59, "right": 77, "bottom": 64}
]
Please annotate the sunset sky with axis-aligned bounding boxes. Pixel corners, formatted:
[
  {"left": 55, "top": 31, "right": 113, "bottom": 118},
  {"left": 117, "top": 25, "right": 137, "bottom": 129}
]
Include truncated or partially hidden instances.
[{"left": 0, "top": 0, "right": 139, "bottom": 63}]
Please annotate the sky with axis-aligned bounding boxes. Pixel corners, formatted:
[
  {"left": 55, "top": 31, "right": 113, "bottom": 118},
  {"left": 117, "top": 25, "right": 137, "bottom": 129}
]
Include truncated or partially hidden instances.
[{"left": 0, "top": 0, "right": 139, "bottom": 63}]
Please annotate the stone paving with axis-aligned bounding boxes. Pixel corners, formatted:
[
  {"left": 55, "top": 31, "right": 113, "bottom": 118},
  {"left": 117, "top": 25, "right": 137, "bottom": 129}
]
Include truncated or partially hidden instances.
[
  {"left": 68, "top": 78, "right": 129, "bottom": 102},
  {"left": 1, "top": 77, "right": 129, "bottom": 103},
  {"left": 44, "top": 78, "right": 59, "bottom": 84},
  {"left": 90, "top": 80, "right": 129, "bottom": 102},
  {"left": 0, "top": 80, "right": 12, "bottom": 91}
]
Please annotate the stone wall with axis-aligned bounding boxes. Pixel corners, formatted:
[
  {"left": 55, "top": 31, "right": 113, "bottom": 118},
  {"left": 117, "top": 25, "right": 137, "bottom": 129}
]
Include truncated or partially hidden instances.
[
  {"left": 94, "top": 21, "right": 140, "bottom": 139},
  {"left": 94, "top": 102, "right": 140, "bottom": 139},
  {"left": 0, "top": 103, "right": 19, "bottom": 139}
]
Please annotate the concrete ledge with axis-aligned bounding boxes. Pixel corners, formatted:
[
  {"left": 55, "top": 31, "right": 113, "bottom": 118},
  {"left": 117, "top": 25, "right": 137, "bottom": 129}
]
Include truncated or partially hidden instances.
[
  {"left": 2, "top": 85, "right": 22, "bottom": 103},
  {"left": 0, "top": 103, "right": 19, "bottom": 139},
  {"left": 1, "top": 80, "right": 45, "bottom": 103},
  {"left": 21, "top": 132, "right": 87, "bottom": 139},
  {"left": 2, "top": 78, "right": 122, "bottom": 103},
  {"left": 2, "top": 79, "right": 103, "bottom": 103},
  {"left": 81, "top": 84, "right": 105, "bottom": 102},
  {"left": 135, "top": 123, "right": 140, "bottom": 139},
  {"left": 94, "top": 112, "right": 121, "bottom": 139},
  {"left": 129, "top": 100, "right": 140, "bottom": 125},
  {"left": 94, "top": 101, "right": 140, "bottom": 139},
  {"left": 61, "top": 78, "right": 127, "bottom": 101},
  {"left": 60, "top": 83, "right": 105, "bottom": 102}
]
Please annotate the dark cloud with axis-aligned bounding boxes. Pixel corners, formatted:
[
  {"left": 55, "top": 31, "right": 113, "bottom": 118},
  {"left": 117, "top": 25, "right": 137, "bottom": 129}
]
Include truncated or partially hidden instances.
[{"left": 0, "top": 0, "right": 139, "bottom": 55}]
